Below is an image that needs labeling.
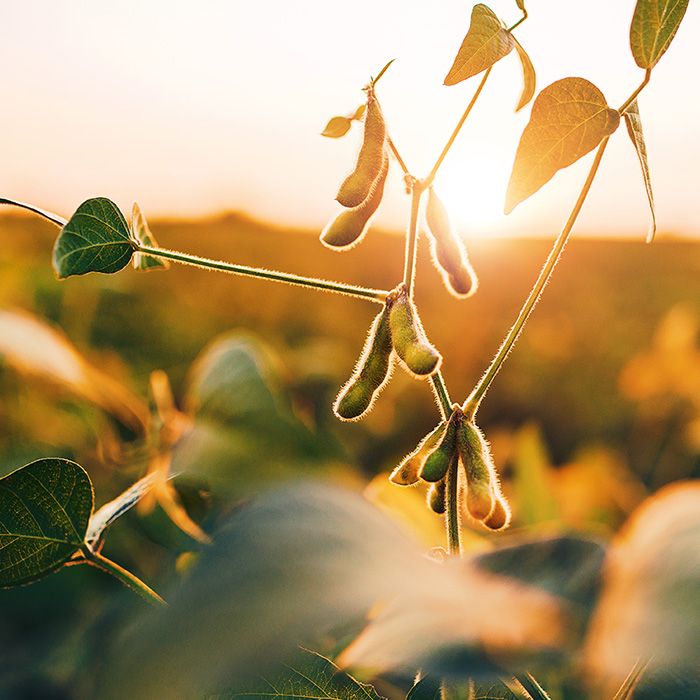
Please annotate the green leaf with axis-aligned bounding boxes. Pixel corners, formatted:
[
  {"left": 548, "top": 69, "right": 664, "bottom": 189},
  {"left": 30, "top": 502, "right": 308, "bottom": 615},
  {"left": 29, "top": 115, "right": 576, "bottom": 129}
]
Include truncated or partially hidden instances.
[
  {"left": 472, "top": 680, "right": 525, "bottom": 699},
  {"left": 444, "top": 4, "right": 515, "bottom": 86},
  {"left": 86, "top": 473, "right": 156, "bottom": 548},
  {"left": 0, "top": 458, "right": 93, "bottom": 587},
  {"left": 406, "top": 676, "right": 442, "bottom": 700},
  {"left": 630, "top": 0, "right": 689, "bottom": 69},
  {"left": 322, "top": 116, "right": 352, "bottom": 139},
  {"left": 505, "top": 77, "right": 620, "bottom": 214},
  {"left": 623, "top": 100, "right": 656, "bottom": 243},
  {"left": 131, "top": 201, "right": 169, "bottom": 271},
  {"left": 52, "top": 197, "right": 135, "bottom": 278},
  {"left": 206, "top": 649, "right": 387, "bottom": 700},
  {"left": 513, "top": 37, "right": 536, "bottom": 111}
]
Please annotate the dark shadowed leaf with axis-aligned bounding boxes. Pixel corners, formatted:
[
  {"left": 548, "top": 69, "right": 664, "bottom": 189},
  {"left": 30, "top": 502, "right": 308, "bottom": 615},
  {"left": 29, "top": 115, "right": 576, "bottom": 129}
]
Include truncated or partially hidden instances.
[
  {"left": 585, "top": 481, "right": 700, "bottom": 698},
  {"left": 623, "top": 101, "right": 656, "bottom": 243},
  {"left": 0, "top": 458, "right": 93, "bottom": 586},
  {"left": 205, "top": 649, "right": 386, "bottom": 700},
  {"left": 471, "top": 680, "right": 525, "bottom": 699},
  {"left": 513, "top": 38, "right": 536, "bottom": 111},
  {"left": 131, "top": 200, "right": 169, "bottom": 270},
  {"left": 322, "top": 116, "right": 353, "bottom": 139},
  {"left": 630, "top": 0, "right": 689, "bottom": 69},
  {"left": 444, "top": 5, "right": 514, "bottom": 86},
  {"left": 406, "top": 676, "right": 442, "bottom": 700},
  {"left": 505, "top": 78, "right": 619, "bottom": 214}
]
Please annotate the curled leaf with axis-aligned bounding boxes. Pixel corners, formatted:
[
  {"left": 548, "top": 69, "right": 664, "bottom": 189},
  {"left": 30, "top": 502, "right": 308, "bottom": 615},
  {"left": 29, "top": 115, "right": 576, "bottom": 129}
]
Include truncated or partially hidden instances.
[
  {"left": 131, "top": 201, "right": 169, "bottom": 271},
  {"left": 623, "top": 100, "right": 656, "bottom": 243},
  {"left": 505, "top": 78, "right": 620, "bottom": 214},
  {"left": 444, "top": 4, "right": 514, "bottom": 86},
  {"left": 630, "top": 0, "right": 689, "bottom": 69},
  {"left": 513, "top": 37, "right": 536, "bottom": 111},
  {"left": 53, "top": 197, "right": 135, "bottom": 278}
]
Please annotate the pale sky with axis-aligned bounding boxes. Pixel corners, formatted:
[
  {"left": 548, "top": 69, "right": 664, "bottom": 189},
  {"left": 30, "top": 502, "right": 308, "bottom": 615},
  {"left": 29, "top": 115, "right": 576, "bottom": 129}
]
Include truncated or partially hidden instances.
[{"left": 1, "top": 1, "right": 698, "bottom": 238}]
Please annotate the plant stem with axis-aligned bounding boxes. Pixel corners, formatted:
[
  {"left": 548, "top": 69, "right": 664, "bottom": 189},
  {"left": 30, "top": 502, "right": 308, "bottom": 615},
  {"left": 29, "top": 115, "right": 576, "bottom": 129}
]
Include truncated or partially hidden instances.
[
  {"left": 82, "top": 547, "right": 166, "bottom": 607},
  {"left": 386, "top": 135, "right": 410, "bottom": 177},
  {"left": 618, "top": 70, "right": 652, "bottom": 115},
  {"left": 430, "top": 371, "right": 452, "bottom": 420},
  {"left": 463, "top": 137, "right": 611, "bottom": 420},
  {"left": 136, "top": 244, "right": 389, "bottom": 303},
  {"left": 423, "top": 67, "right": 492, "bottom": 190},
  {"left": 445, "top": 451, "right": 462, "bottom": 556},
  {"left": 514, "top": 673, "right": 552, "bottom": 700},
  {"left": 0, "top": 198, "right": 67, "bottom": 227},
  {"left": 402, "top": 185, "right": 423, "bottom": 297}
]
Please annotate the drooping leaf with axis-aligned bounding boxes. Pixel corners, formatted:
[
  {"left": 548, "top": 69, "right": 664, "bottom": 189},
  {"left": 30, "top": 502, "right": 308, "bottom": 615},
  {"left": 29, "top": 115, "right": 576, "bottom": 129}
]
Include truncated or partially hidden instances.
[
  {"left": 505, "top": 78, "right": 620, "bottom": 214},
  {"left": 351, "top": 104, "right": 366, "bottom": 121},
  {"left": 322, "top": 116, "right": 352, "bottom": 139},
  {"left": 406, "top": 676, "right": 442, "bottom": 700},
  {"left": 515, "top": 0, "right": 526, "bottom": 10},
  {"left": 444, "top": 5, "right": 515, "bottom": 86},
  {"left": 52, "top": 197, "right": 135, "bottom": 278},
  {"left": 630, "top": 0, "right": 689, "bottom": 69},
  {"left": 205, "top": 649, "right": 386, "bottom": 700},
  {"left": 0, "top": 458, "right": 93, "bottom": 587},
  {"left": 86, "top": 473, "right": 156, "bottom": 548},
  {"left": 513, "top": 37, "right": 536, "bottom": 111},
  {"left": 623, "top": 100, "right": 656, "bottom": 242},
  {"left": 131, "top": 200, "right": 169, "bottom": 271}
]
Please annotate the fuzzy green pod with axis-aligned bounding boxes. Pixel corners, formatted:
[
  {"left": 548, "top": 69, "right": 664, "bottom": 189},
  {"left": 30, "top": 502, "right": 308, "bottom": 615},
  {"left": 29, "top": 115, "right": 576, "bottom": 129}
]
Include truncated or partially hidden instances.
[
  {"left": 456, "top": 419, "right": 495, "bottom": 521},
  {"left": 390, "top": 421, "right": 447, "bottom": 486},
  {"left": 483, "top": 496, "right": 511, "bottom": 531},
  {"left": 428, "top": 478, "right": 447, "bottom": 515},
  {"left": 389, "top": 286, "right": 441, "bottom": 377},
  {"left": 336, "top": 96, "right": 387, "bottom": 208},
  {"left": 333, "top": 304, "right": 393, "bottom": 421},
  {"left": 425, "top": 187, "right": 478, "bottom": 298},
  {"left": 321, "top": 153, "right": 388, "bottom": 250},
  {"left": 420, "top": 410, "right": 459, "bottom": 483}
]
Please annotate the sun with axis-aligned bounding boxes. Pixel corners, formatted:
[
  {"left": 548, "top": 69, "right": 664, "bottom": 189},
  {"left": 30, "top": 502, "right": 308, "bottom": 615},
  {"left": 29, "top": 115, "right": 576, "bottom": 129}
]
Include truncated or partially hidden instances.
[{"left": 431, "top": 151, "right": 513, "bottom": 237}]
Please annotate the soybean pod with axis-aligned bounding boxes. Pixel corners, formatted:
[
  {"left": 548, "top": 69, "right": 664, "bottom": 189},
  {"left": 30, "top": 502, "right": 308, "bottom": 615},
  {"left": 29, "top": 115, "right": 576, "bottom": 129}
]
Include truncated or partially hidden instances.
[
  {"left": 420, "top": 409, "right": 459, "bottom": 483},
  {"left": 425, "top": 187, "right": 478, "bottom": 298},
  {"left": 333, "top": 303, "right": 393, "bottom": 421},
  {"left": 321, "top": 152, "right": 388, "bottom": 249},
  {"left": 390, "top": 421, "right": 447, "bottom": 486},
  {"left": 456, "top": 419, "right": 495, "bottom": 522},
  {"left": 428, "top": 478, "right": 447, "bottom": 515},
  {"left": 336, "top": 96, "right": 387, "bottom": 208}
]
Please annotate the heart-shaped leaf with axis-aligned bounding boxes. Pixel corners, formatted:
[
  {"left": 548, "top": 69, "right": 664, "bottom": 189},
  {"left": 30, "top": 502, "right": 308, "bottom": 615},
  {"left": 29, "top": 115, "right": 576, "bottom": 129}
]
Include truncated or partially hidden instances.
[
  {"left": 623, "top": 101, "right": 656, "bottom": 243},
  {"left": 444, "top": 4, "right": 514, "bottom": 86},
  {"left": 131, "top": 201, "right": 169, "bottom": 271},
  {"left": 53, "top": 197, "right": 135, "bottom": 278},
  {"left": 0, "top": 458, "right": 93, "bottom": 587},
  {"left": 505, "top": 78, "right": 620, "bottom": 214},
  {"left": 513, "top": 38, "right": 536, "bottom": 112},
  {"left": 630, "top": 0, "right": 689, "bottom": 69}
]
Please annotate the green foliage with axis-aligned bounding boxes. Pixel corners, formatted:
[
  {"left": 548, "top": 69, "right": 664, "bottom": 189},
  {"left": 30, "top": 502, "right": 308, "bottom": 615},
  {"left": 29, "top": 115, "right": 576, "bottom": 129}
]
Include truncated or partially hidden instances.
[
  {"left": 0, "top": 458, "right": 92, "bottom": 586},
  {"left": 53, "top": 197, "right": 135, "bottom": 278},
  {"left": 630, "top": 0, "right": 689, "bottom": 69},
  {"left": 406, "top": 677, "right": 442, "bottom": 700},
  {"left": 131, "top": 200, "right": 169, "bottom": 270},
  {"left": 505, "top": 78, "right": 620, "bottom": 214},
  {"left": 444, "top": 5, "right": 515, "bottom": 86},
  {"left": 623, "top": 100, "right": 656, "bottom": 242}
]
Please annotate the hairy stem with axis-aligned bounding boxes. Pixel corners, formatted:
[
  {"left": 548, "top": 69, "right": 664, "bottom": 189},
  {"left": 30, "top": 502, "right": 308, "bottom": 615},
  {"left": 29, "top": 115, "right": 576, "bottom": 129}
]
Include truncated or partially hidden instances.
[
  {"left": 0, "top": 198, "right": 67, "bottom": 227},
  {"left": 402, "top": 185, "right": 423, "bottom": 297},
  {"left": 136, "top": 244, "right": 389, "bottom": 302},
  {"left": 387, "top": 135, "right": 410, "bottom": 177},
  {"left": 82, "top": 547, "right": 166, "bottom": 607},
  {"left": 618, "top": 70, "right": 652, "bottom": 115},
  {"left": 423, "top": 67, "right": 492, "bottom": 190},
  {"left": 445, "top": 451, "right": 462, "bottom": 556},
  {"left": 430, "top": 371, "right": 452, "bottom": 420},
  {"left": 463, "top": 137, "right": 611, "bottom": 419}
]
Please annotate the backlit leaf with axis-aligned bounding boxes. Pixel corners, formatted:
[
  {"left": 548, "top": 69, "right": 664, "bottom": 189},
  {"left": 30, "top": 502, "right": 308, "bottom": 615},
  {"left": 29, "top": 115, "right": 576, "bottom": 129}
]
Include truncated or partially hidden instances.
[
  {"left": 322, "top": 116, "right": 352, "bottom": 139},
  {"left": 53, "top": 197, "right": 134, "bottom": 278},
  {"left": 131, "top": 201, "right": 169, "bottom": 271},
  {"left": 406, "top": 676, "right": 442, "bottom": 700},
  {"left": 0, "top": 458, "right": 93, "bottom": 587},
  {"left": 515, "top": 0, "right": 526, "bottom": 10},
  {"left": 513, "top": 38, "right": 536, "bottom": 111},
  {"left": 472, "top": 681, "right": 524, "bottom": 699},
  {"left": 623, "top": 100, "right": 656, "bottom": 242},
  {"left": 206, "top": 649, "right": 386, "bottom": 700},
  {"left": 505, "top": 78, "right": 620, "bottom": 214},
  {"left": 630, "top": 0, "right": 689, "bottom": 69},
  {"left": 444, "top": 5, "right": 514, "bottom": 86}
]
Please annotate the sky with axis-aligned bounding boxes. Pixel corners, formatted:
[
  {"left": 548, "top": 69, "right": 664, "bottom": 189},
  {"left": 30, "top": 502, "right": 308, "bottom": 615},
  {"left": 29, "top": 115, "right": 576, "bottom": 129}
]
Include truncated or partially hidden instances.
[{"left": 0, "top": 0, "right": 698, "bottom": 239}]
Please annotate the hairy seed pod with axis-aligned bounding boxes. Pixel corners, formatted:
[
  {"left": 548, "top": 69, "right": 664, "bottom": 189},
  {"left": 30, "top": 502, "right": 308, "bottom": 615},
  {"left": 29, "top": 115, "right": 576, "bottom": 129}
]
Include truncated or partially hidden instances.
[
  {"left": 482, "top": 496, "right": 511, "bottom": 531},
  {"left": 336, "top": 96, "right": 387, "bottom": 208},
  {"left": 456, "top": 419, "right": 495, "bottom": 521},
  {"left": 389, "top": 285, "right": 442, "bottom": 377},
  {"left": 425, "top": 187, "right": 478, "bottom": 298},
  {"left": 321, "top": 153, "right": 388, "bottom": 250},
  {"left": 428, "top": 478, "right": 447, "bottom": 515},
  {"left": 390, "top": 421, "right": 447, "bottom": 486},
  {"left": 333, "top": 304, "right": 393, "bottom": 421},
  {"left": 420, "top": 410, "right": 459, "bottom": 483}
]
